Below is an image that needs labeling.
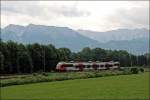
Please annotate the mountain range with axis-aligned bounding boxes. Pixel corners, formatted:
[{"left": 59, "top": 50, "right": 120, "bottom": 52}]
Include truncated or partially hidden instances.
[
  {"left": 78, "top": 28, "right": 149, "bottom": 43},
  {"left": 1, "top": 24, "right": 100, "bottom": 51},
  {"left": 1, "top": 24, "right": 149, "bottom": 54}
]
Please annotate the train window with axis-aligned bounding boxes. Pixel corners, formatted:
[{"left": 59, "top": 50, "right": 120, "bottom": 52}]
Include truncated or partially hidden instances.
[
  {"left": 114, "top": 64, "right": 119, "bottom": 66},
  {"left": 75, "top": 64, "right": 85, "bottom": 68},
  {"left": 92, "top": 64, "right": 98, "bottom": 70},
  {"left": 64, "top": 64, "right": 73, "bottom": 67},
  {"left": 109, "top": 64, "right": 113, "bottom": 67},
  {"left": 105, "top": 64, "right": 109, "bottom": 67},
  {"left": 100, "top": 65, "right": 104, "bottom": 67},
  {"left": 87, "top": 65, "right": 91, "bottom": 68},
  {"left": 93, "top": 64, "right": 99, "bottom": 67}
]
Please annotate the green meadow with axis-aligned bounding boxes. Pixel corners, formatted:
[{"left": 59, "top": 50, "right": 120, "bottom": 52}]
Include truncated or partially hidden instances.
[{"left": 1, "top": 72, "right": 149, "bottom": 100}]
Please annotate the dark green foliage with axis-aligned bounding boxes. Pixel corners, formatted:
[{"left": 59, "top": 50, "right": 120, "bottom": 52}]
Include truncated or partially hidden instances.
[
  {"left": 0, "top": 51, "right": 5, "bottom": 72},
  {"left": 0, "top": 41, "right": 149, "bottom": 74},
  {"left": 57, "top": 48, "right": 71, "bottom": 61},
  {"left": 130, "top": 68, "right": 139, "bottom": 74},
  {"left": 42, "top": 72, "right": 48, "bottom": 76},
  {"left": 33, "top": 73, "right": 38, "bottom": 76},
  {"left": 0, "top": 41, "right": 59, "bottom": 74},
  {"left": 139, "top": 68, "right": 144, "bottom": 73}
]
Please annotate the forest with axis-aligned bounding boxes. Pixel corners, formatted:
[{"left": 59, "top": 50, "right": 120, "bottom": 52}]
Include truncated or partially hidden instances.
[{"left": 0, "top": 41, "right": 149, "bottom": 74}]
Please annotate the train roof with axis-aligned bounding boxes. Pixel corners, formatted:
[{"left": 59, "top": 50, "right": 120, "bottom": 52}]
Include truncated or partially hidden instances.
[{"left": 57, "top": 61, "right": 119, "bottom": 65}]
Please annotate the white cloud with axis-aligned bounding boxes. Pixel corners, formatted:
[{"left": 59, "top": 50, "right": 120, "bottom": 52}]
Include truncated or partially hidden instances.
[{"left": 1, "top": 1, "right": 149, "bottom": 31}]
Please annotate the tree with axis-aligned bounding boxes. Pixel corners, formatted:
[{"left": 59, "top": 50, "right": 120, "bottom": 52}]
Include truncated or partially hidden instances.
[
  {"left": 27, "top": 43, "right": 43, "bottom": 72},
  {"left": 57, "top": 48, "right": 71, "bottom": 61},
  {"left": 17, "top": 44, "right": 33, "bottom": 73},
  {"left": 43, "top": 44, "right": 59, "bottom": 71},
  {"left": 0, "top": 51, "right": 4, "bottom": 74},
  {"left": 0, "top": 40, "right": 148, "bottom": 74},
  {"left": 91, "top": 48, "right": 106, "bottom": 61},
  {"left": 6, "top": 41, "right": 19, "bottom": 73},
  {"left": 78, "top": 47, "right": 93, "bottom": 61}
]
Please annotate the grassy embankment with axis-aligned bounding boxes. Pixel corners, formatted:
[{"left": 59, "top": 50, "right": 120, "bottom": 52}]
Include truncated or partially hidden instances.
[
  {"left": 1, "top": 72, "right": 149, "bottom": 100},
  {"left": 0, "top": 70, "right": 132, "bottom": 87}
]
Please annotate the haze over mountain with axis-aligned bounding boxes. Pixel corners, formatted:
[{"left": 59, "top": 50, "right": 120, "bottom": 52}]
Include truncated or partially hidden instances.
[
  {"left": 1, "top": 24, "right": 149, "bottom": 54},
  {"left": 101, "top": 37, "right": 149, "bottom": 54},
  {"left": 78, "top": 28, "right": 149, "bottom": 43}
]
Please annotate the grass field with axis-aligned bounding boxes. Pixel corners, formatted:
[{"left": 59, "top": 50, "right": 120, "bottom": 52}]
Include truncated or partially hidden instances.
[{"left": 1, "top": 72, "right": 149, "bottom": 100}]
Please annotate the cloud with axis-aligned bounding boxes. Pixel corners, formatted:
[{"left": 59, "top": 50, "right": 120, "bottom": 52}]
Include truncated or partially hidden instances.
[
  {"left": 107, "top": 6, "right": 149, "bottom": 29},
  {"left": 1, "top": 1, "right": 90, "bottom": 19},
  {"left": 1, "top": 1, "right": 149, "bottom": 31},
  {"left": 53, "top": 6, "right": 90, "bottom": 17}
]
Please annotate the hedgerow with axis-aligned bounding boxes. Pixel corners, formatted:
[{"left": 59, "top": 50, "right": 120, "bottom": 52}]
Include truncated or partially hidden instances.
[{"left": 0, "top": 70, "right": 133, "bottom": 87}]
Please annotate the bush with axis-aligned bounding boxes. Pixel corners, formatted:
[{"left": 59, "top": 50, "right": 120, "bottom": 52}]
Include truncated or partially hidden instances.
[
  {"left": 0, "top": 70, "right": 134, "bottom": 87},
  {"left": 139, "top": 68, "right": 144, "bottom": 73},
  {"left": 33, "top": 73, "right": 38, "bottom": 76},
  {"left": 42, "top": 72, "right": 48, "bottom": 76},
  {"left": 130, "top": 68, "right": 139, "bottom": 74}
]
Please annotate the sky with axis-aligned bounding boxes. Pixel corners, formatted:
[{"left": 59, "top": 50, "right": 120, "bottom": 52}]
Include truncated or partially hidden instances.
[{"left": 1, "top": 1, "right": 149, "bottom": 32}]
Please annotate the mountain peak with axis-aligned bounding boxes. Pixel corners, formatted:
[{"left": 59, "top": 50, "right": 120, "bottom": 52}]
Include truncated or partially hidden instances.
[{"left": 4, "top": 24, "right": 25, "bottom": 30}]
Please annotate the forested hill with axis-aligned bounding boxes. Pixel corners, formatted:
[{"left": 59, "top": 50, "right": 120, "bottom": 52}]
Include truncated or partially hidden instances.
[{"left": 1, "top": 24, "right": 149, "bottom": 54}]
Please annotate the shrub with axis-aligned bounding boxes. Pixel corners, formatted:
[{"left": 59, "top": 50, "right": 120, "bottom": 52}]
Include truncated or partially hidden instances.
[
  {"left": 33, "top": 73, "right": 38, "bottom": 76},
  {"left": 139, "top": 68, "right": 144, "bottom": 73},
  {"left": 0, "top": 70, "right": 134, "bottom": 87},
  {"left": 130, "top": 68, "right": 139, "bottom": 74},
  {"left": 42, "top": 72, "right": 48, "bottom": 76}
]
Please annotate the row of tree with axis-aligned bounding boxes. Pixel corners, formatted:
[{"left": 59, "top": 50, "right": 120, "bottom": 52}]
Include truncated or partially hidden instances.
[{"left": 0, "top": 41, "right": 149, "bottom": 74}]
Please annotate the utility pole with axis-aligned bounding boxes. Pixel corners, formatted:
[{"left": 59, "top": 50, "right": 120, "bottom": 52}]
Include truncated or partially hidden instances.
[
  {"left": 146, "top": 53, "right": 149, "bottom": 67},
  {"left": 16, "top": 49, "right": 20, "bottom": 74},
  {"left": 43, "top": 47, "right": 45, "bottom": 72},
  {"left": 0, "top": 27, "right": 1, "bottom": 42},
  {"left": 129, "top": 51, "right": 132, "bottom": 67},
  {"left": 149, "top": 28, "right": 150, "bottom": 67},
  {"left": 136, "top": 55, "right": 138, "bottom": 66}
]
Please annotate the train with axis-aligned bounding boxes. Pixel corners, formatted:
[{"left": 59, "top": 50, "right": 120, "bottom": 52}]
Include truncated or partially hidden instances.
[{"left": 56, "top": 61, "right": 120, "bottom": 72}]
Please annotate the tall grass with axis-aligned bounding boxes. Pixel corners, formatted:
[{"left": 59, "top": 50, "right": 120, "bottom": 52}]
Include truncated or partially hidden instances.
[{"left": 0, "top": 70, "right": 137, "bottom": 87}]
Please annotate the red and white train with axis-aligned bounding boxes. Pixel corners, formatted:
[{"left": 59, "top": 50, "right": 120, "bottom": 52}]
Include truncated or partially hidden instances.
[{"left": 56, "top": 61, "right": 120, "bottom": 72}]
